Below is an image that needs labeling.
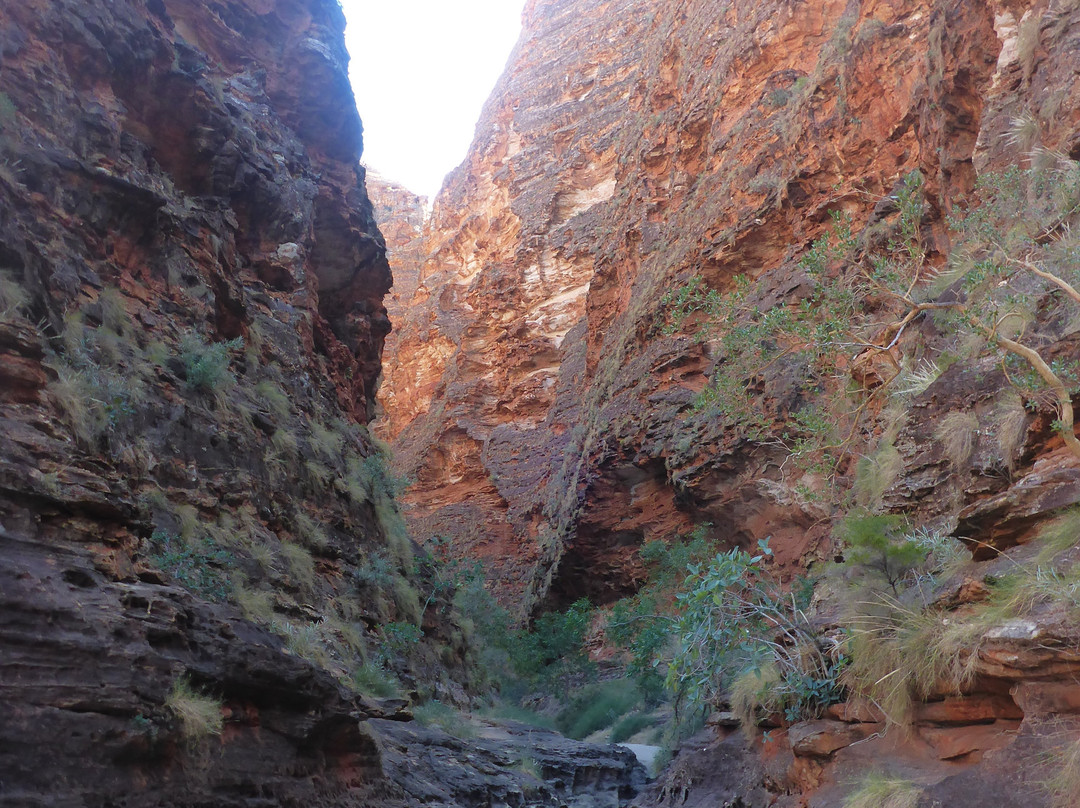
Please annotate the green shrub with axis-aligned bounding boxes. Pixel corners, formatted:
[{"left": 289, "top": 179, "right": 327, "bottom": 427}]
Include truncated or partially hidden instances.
[
  {"left": 610, "top": 712, "right": 656, "bottom": 743},
  {"left": 179, "top": 332, "right": 241, "bottom": 392},
  {"left": 378, "top": 621, "right": 422, "bottom": 665},
  {"left": 607, "top": 528, "right": 715, "bottom": 701},
  {"left": 839, "top": 514, "right": 925, "bottom": 596},
  {"left": 147, "top": 530, "right": 232, "bottom": 601},
  {"left": 506, "top": 598, "right": 593, "bottom": 684},
  {"left": 353, "top": 548, "right": 395, "bottom": 588},
  {"left": 667, "top": 539, "right": 845, "bottom": 726},
  {"left": 556, "top": 680, "right": 641, "bottom": 740}
]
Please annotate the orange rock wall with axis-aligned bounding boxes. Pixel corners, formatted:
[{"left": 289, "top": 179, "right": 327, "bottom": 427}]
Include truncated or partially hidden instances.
[{"left": 379, "top": 0, "right": 1080, "bottom": 612}]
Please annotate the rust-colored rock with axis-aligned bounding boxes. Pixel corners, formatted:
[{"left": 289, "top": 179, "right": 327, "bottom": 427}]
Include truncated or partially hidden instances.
[
  {"left": 788, "top": 719, "right": 882, "bottom": 758},
  {"left": 377, "top": 0, "right": 1074, "bottom": 615},
  {"left": 375, "top": 0, "right": 1080, "bottom": 804}
]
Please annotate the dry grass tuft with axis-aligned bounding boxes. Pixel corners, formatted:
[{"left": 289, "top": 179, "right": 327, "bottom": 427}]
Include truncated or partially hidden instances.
[
  {"left": 993, "top": 392, "right": 1029, "bottom": 471},
  {"left": 844, "top": 772, "right": 920, "bottom": 808},
  {"left": 892, "top": 359, "right": 941, "bottom": 397},
  {"left": 255, "top": 380, "right": 290, "bottom": 420},
  {"left": 165, "top": 677, "right": 223, "bottom": 741},
  {"left": 280, "top": 542, "right": 317, "bottom": 594},
  {"left": 854, "top": 443, "right": 903, "bottom": 509},
  {"left": 841, "top": 596, "right": 985, "bottom": 727},
  {"left": 1045, "top": 737, "right": 1080, "bottom": 808},
  {"left": 935, "top": 411, "right": 979, "bottom": 467},
  {"left": 234, "top": 585, "right": 275, "bottom": 623},
  {"left": 1034, "top": 508, "right": 1080, "bottom": 559},
  {"left": 0, "top": 271, "right": 29, "bottom": 319},
  {"left": 729, "top": 663, "right": 782, "bottom": 735},
  {"left": 294, "top": 511, "right": 330, "bottom": 552}
]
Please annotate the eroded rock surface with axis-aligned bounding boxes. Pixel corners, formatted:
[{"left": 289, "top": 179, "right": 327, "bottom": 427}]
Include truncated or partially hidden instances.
[
  {"left": 376, "top": 0, "right": 1080, "bottom": 804},
  {"left": 373, "top": 717, "right": 646, "bottom": 808},
  {"left": 378, "top": 0, "right": 1080, "bottom": 616},
  {"left": 0, "top": 0, "right": 397, "bottom": 804}
]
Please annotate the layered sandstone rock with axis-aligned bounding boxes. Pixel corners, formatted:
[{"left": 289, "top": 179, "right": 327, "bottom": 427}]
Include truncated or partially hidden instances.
[
  {"left": 0, "top": 0, "right": 413, "bottom": 803},
  {"left": 379, "top": 0, "right": 1080, "bottom": 803},
  {"left": 366, "top": 169, "right": 427, "bottom": 321},
  {"left": 380, "top": 0, "right": 1080, "bottom": 608}
]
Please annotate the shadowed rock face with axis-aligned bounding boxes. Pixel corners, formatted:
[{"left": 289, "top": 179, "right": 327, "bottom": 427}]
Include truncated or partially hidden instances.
[
  {"left": 0, "top": 0, "right": 401, "bottom": 803},
  {"left": 373, "top": 717, "right": 646, "bottom": 808},
  {"left": 0, "top": 1, "right": 651, "bottom": 804}
]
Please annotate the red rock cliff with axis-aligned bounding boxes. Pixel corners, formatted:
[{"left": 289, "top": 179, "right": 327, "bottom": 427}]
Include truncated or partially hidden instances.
[
  {"left": 382, "top": 0, "right": 1080, "bottom": 608},
  {"left": 380, "top": 0, "right": 1080, "bottom": 803},
  {"left": 0, "top": 0, "right": 443, "bottom": 804}
]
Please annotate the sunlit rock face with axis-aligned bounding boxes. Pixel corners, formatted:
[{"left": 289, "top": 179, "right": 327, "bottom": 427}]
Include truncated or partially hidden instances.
[
  {"left": 378, "top": 0, "right": 1080, "bottom": 800},
  {"left": 378, "top": 0, "right": 1080, "bottom": 612},
  {"left": 379, "top": 0, "right": 654, "bottom": 605},
  {"left": 367, "top": 168, "right": 428, "bottom": 427}
]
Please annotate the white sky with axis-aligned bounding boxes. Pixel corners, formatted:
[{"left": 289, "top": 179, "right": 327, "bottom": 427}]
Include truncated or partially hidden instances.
[{"left": 341, "top": 1, "right": 528, "bottom": 200}]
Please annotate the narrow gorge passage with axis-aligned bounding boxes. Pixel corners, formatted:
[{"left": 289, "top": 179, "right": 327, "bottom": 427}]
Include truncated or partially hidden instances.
[{"left": 4, "top": 0, "right": 1080, "bottom": 807}]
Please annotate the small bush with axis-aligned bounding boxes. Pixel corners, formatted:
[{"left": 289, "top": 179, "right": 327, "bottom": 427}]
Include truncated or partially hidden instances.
[
  {"left": 166, "top": 677, "right": 223, "bottom": 742},
  {"left": 48, "top": 360, "right": 140, "bottom": 449},
  {"left": 147, "top": 530, "right": 232, "bottom": 602},
  {"left": 413, "top": 700, "right": 476, "bottom": 738},
  {"left": 379, "top": 621, "right": 422, "bottom": 663},
  {"left": 610, "top": 712, "right": 656, "bottom": 743},
  {"left": 507, "top": 598, "right": 593, "bottom": 685},
  {"left": 179, "top": 332, "right": 241, "bottom": 393},
  {"left": 556, "top": 680, "right": 641, "bottom": 740},
  {"left": 607, "top": 527, "right": 716, "bottom": 701},
  {"left": 351, "top": 663, "right": 400, "bottom": 698},
  {"left": 354, "top": 548, "right": 395, "bottom": 588},
  {"left": 840, "top": 514, "right": 924, "bottom": 596},
  {"left": 667, "top": 540, "right": 844, "bottom": 724}
]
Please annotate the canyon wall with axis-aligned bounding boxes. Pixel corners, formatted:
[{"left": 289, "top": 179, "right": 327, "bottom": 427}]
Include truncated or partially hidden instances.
[
  {"left": 381, "top": 0, "right": 1080, "bottom": 612},
  {"left": 379, "top": 0, "right": 1080, "bottom": 803},
  {"left": 0, "top": 0, "right": 447, "bottom": 803}
]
